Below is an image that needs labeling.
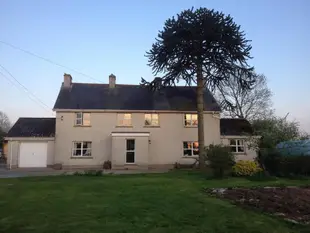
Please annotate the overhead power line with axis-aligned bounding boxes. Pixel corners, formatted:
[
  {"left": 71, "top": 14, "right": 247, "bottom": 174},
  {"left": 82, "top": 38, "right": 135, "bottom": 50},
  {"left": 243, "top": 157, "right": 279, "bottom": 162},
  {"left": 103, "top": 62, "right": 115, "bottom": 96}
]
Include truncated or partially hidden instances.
[
  {"left": 0, "top": 40, "right": 103, "bottom": 83},
  {"left": 0, "top": 64, "right": 53, "bottom": 114}
]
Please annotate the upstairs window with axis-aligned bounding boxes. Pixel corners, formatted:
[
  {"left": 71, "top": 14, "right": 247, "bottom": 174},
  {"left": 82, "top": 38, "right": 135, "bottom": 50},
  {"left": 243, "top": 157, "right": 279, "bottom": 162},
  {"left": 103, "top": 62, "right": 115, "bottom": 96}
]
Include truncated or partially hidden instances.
[
  {"left": 184, "top": 114, "right": 198, "bottom": 126},
  {"left": 117, "top": 113, "right": 132, "bottom": 126},
  {"left": 145, "top": 114, "right": 159, "bottom": 126},
  {"left": 229, "top": 139, "right": 245, "bottom": 153},
  {"left": 183, "top": 141, "right": 199, "bottom": 156},
  {"left": 75, "top": 113, "right": 90, "bottom": 126}
]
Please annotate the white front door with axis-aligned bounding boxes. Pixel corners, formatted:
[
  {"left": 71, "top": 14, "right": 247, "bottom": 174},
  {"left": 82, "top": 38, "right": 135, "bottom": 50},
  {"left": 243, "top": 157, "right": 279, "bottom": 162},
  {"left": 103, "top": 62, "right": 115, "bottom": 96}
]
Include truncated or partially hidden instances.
[{"left": 19, "top": 142, "right": 47, "bottom": 168}]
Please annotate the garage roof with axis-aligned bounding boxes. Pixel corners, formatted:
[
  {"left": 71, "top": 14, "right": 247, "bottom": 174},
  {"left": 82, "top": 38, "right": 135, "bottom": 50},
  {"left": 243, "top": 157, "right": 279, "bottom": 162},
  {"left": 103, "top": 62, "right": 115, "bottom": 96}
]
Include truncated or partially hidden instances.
[
  {"left": 220, "top": 118, "right": 253, "bottom": 136},
  {"left": 7, "top": 118, "right": 56, "bottom": 137}
]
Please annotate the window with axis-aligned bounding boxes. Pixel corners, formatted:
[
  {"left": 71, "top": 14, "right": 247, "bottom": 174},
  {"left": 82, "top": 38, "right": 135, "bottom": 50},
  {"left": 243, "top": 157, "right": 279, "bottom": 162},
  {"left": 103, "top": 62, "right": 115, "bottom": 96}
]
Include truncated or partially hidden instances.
[
  {"left": 229, "top": 139, "right": 245, "bottom": 153},
  {"left": 72, "top": 141, "right": 92, "bottom": 157},
  {"left": 126, "top": 139, "right": 135, "bottom": 163},
  {"left": 117, "top": 113, "right": 132, "bottom": 126},
  {"left": 145, "top": 113, "right": 159, "bottom": 126},
  {"left": 75, "top": 112, "right": 90, "bottom": 126},
  {"left": 183, "top": 141, "right": 199, "bottom": 156},
  {"left": 184, "top": 114, "right": 198, "bottom": 126}
]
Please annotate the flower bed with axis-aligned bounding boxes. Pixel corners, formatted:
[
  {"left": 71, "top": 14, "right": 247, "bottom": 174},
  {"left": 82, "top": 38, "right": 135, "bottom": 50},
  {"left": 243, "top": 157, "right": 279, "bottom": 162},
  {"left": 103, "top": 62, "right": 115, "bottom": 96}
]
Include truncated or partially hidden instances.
[{"left": 207, "top": 186, "right": 310, "bottom": 224}]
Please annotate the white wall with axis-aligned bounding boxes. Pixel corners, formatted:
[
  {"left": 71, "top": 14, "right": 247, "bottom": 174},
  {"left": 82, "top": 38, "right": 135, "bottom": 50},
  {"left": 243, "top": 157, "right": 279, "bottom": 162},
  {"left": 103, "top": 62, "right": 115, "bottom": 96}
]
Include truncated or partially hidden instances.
[
  {"left": 221, "top": 136, "right": 257, "bottom": 161},
  {"left": 55, "top": 112, "right": 221, "bottom": 167}
]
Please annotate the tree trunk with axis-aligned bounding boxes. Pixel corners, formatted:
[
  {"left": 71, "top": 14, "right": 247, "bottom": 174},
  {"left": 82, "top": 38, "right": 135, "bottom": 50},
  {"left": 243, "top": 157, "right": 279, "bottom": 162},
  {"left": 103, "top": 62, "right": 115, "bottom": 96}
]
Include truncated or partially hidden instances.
[{"left": 197, "top": 68, "right": 205, "bottom": 169}]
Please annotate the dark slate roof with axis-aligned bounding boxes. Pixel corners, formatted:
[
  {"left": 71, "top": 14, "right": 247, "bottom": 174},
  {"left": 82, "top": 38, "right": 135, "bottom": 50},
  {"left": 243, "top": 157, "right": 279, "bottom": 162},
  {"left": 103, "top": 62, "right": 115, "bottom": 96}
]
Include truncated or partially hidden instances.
[
  {"left": 7, "top": 118, "right": 56, "bottom": 137},
  {"left": 53, "top": 83, "right": 221, "bottom": 111},
  {"left": 220, "top": 118, "right": 253, "bottom": 136}
]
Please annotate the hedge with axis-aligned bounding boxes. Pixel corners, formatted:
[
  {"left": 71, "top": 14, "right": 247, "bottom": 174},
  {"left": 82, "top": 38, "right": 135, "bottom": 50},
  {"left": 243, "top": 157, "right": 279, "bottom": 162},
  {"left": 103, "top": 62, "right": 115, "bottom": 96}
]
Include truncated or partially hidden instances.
[{"left": 260, "top": 149, "right": 310, "bottom": 176}]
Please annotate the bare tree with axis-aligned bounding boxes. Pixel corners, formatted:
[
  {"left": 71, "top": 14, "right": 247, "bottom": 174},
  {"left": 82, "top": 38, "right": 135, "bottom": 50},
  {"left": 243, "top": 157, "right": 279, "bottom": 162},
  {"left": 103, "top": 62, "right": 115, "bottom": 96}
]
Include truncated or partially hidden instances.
[
  {"left": 216, "top": 74, "right": 273, "bottom": 120},
  {"left": 0, "top": 111, "right": 11, "bottom": 132}
]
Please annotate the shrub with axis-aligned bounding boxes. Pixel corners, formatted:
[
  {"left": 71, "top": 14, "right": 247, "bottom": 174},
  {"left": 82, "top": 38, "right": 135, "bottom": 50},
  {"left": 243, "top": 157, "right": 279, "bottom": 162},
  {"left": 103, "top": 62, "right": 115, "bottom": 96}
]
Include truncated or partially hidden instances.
[
  {"left": 103, "top": 160, "right": 112, "bottom": 170},
  {"left": 205, "top": 144, "right": 235, "bottom": 178},
  {"left": 261, "top": 148, "right": 310, "bottom": 176},
  {"left": 84, "top": 170, "right": 103, "bottom": 176},
  {"left": 259, "top": 148, "right": 282, "bottom": 174},
  {"left": 73, "top": 170, "right": 103, "bottom": 176},
  {"left": 73, "top": 171, "right": 83, "bottom": 176},
  {"left": 247, "top": 171, "right": 278, "bottom": 181},
  {"left": 232, "top": 160, "right": 262, "bottom": 176}
]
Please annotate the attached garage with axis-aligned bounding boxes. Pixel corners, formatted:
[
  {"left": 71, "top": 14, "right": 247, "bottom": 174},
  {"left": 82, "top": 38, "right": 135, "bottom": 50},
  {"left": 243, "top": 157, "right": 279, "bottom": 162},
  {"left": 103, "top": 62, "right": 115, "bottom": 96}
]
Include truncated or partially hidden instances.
[
  {"left": 6, "top": 118, "right": 55, "bottom": 169},
  {"left": 19, "top": 142, "right": 48, "bottom": 167}
]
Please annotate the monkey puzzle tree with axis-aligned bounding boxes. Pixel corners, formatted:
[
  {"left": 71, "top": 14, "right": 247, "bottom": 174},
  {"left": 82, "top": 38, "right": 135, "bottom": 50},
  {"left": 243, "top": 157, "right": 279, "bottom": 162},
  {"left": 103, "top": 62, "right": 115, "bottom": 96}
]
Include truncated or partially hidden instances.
[{"left": 143, "top": 8, "right": 255, "bottom": 168}]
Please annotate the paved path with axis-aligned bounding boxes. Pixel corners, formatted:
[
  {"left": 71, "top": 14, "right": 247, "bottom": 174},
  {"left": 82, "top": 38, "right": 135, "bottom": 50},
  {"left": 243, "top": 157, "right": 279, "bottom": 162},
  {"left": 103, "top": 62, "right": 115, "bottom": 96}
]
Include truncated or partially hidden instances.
[{"left": 0, "top": 168, "right": 169, "bottom": 178}]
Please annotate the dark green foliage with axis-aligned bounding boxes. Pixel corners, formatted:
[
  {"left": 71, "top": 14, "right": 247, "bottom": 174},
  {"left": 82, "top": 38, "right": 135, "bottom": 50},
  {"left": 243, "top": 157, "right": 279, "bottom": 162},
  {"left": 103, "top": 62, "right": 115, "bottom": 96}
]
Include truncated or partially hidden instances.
[
  {"left": 205, "top": 144, "right": 235, "bottom": 178},
  {"left": 103, "top": 160, "right": 112, "bottom": 169},
  {"left": 143, "top": 7, "right": 256, "bottom": 170},
  {"left": 73, "top": 170, "right": 103, "bottom": 176},
  {"left": 246, "top": 171, "right": 278, "bottom": 182},
  {"left": 261, "top": 149, "right": 310, "bottom": 176},
  {"left": 143, "top": 7, "right": 255, "bottom": 91},
  {"left": 251, "top": 116, "right": 309, "bottom": 149}
]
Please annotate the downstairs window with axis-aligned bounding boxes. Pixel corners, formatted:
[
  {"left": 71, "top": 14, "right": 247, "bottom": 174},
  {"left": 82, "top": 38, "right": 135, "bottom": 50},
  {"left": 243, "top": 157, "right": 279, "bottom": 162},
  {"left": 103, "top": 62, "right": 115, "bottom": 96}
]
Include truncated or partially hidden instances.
[
  {"left": 72, "top": 141, "right": 92, "bottom": 157},
  {"left": 183, "top": 141, "right": 199, "bottom": 156},
  {"left": 229, "top": 139, "right": 245, "bottom": 153}
]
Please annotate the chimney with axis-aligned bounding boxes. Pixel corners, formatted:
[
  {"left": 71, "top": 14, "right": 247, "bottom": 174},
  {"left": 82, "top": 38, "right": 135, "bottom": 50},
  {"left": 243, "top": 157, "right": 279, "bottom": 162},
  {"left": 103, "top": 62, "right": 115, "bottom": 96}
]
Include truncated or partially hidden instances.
[
  {"left": 109, "top": 74, "right": 116, "bottom": 88},
  {"left": 63, "top": 73, "right": 72, "bottom": 88}
]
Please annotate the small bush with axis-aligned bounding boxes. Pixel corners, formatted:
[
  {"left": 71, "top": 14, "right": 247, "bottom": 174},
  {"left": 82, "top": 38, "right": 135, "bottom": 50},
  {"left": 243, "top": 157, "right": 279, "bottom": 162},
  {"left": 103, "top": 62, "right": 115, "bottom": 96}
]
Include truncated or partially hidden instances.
[
  {"left": 73, "top": 171, "right": 83, "bottom": 176},
  {"left": 103, "top": 160, "right": 112, "bottom": 170},
  {"left": 84, "top": 170, "right": 103, "bottom": 176},
  {"left": 73, "top": 170, "right": 103, "bottom": 176},
  {"left": 205, "top": 144, "right": 235, "bottom": 178},
  {"left": 232, "top": 160, "right": 262, "bottom": 176}
]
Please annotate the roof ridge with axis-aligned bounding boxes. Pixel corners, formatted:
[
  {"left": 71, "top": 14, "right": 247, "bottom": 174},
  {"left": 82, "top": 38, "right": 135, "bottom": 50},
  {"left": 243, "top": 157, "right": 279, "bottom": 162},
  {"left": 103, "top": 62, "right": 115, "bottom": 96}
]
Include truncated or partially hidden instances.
[
  {"left": 18, "top": 117, "right": 56, "bottom": 120},
  {"left": 72, "top": 82, "right": 200, "bottom": 88},
  {"left": 221, "top": 118, "right": 248, "bottom": 120}
]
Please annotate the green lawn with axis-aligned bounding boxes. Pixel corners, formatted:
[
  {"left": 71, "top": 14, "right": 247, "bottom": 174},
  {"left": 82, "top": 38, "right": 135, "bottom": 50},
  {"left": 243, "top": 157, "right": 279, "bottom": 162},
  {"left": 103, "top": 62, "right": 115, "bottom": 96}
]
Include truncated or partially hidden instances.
[{"left": 0, "top": 171, "right": 309, "bottom": 233}]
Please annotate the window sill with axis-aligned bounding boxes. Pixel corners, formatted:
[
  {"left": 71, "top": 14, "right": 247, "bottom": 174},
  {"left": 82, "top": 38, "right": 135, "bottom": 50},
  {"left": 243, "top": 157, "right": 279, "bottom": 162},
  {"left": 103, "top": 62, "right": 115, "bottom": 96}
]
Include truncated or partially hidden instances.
[
  {"left": 184, "top": 126, "right": 198, "bottom": 128},
  {"left": 143, "top": 125, "right": 160, "bottom": 128},
  {"left": 71, "top": 156, "right": 93, "bottom": 159},
  {"left": 115, "top": 126, "right": 133, "bottom": 128},
  {"left": 74, "top": 125, "right": 91, "bottom": 127}
]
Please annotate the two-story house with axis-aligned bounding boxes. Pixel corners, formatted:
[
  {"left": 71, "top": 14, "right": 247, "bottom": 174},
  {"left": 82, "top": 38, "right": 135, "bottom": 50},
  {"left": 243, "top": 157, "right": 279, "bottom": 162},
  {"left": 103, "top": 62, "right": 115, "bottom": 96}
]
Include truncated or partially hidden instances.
[{"left": 5, "top": 74, "right": 256, "bottom": 169}]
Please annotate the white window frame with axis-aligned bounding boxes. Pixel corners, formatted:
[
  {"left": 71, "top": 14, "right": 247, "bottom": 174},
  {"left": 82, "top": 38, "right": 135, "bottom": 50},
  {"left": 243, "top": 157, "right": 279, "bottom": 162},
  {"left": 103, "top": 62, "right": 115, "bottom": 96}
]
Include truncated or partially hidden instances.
[
  {"left": 75, "top": 112, "right": 91, "bottom": 126},
  {"left": 126, "top": 139, "right": 135, "bottom": 164},
  {"left": 117, "top": 113, "right": 132, "bottom": 127},
  {"left": 183, "top": 141, "right": 199, "bottom": 157},
  {"left": 72, "top": 141, "right": 92, "bottom": 157},
  {"left": 184, "top": 114, "right": 198, "bottom": 127},
  {"left": 229, "top": 139, "right": 245, "bottom": 153},
  {"left": 144, "top": 113, "right": 159, "bottom": 126}
]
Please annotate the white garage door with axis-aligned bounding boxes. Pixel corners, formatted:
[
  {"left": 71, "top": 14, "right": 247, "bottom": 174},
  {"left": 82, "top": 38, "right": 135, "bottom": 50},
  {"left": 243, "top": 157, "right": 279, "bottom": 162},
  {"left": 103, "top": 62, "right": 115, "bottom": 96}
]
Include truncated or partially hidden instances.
[{"left": 19, "top": 142, "right": 47, "bottom": 168}]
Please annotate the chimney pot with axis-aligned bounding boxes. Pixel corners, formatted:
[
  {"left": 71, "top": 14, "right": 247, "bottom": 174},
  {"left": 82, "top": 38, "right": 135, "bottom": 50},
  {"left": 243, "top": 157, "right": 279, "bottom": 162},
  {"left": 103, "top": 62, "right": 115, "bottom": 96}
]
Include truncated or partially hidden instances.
[
  {"left": 63, "top": 73, "right": 72, "bottom": 88},
  {"left": 109, "top": 74, "right": 116, "bottom": 88}
]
